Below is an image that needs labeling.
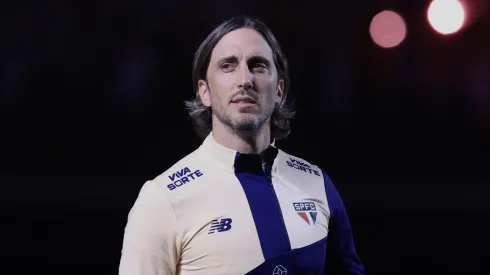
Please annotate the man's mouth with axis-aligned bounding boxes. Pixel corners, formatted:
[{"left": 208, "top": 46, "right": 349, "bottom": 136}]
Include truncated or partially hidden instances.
[{"left": 231, "top": 96, "right": 257, "bottom": 104}]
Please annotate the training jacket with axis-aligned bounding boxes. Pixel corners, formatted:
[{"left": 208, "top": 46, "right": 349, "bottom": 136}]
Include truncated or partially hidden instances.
[{"left": 119, "top": 133, "right": 365, "bottom": 275}]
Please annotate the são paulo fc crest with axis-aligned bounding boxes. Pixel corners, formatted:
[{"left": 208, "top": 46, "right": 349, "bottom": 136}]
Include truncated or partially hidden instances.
[{"left": 293, "top": 202, "right": 317, "bottom": 225}]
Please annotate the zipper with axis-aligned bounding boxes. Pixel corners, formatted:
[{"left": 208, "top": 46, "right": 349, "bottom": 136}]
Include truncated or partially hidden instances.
[{"left": 266, "top": 163, "right": 292, "bottom": 251}]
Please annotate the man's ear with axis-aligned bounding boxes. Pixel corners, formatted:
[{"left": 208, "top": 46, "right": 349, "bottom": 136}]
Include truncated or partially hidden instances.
[
  {"left": 276, "top": 79, "right": 284, "bottom": 105},
  {"left": 198, "top": 79, "right": 211, "bottom": 107}
]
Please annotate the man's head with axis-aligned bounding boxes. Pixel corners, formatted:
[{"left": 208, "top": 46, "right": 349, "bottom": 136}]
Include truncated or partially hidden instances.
[{"left": 185, "top": 16, "right": 295, "bottom": 140}]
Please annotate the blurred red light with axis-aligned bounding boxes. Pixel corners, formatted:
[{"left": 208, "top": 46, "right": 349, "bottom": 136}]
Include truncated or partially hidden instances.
[{"left": 369, "top": 10, "right": 407, "bottom": 49}]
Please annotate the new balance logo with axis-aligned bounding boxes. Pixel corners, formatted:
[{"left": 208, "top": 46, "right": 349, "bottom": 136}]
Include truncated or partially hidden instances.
[
  {"left": 293, "top": 202, "right": 317, "bottom": 225},
  {"left": 208, "top": 218, "right": 233, "bottom": 234}
]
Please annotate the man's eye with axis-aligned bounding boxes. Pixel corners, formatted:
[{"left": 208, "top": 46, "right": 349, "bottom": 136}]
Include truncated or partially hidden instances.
[
  {"left": 220, "top": 63, "right": 234, "bottom": 70},
  {"left": 252, "top": 63, "right": 268, "bottom": 72}
]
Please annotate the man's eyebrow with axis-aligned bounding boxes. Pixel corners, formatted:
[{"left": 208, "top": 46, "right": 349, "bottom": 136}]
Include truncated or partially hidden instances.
[
  {"left": 249, "top": 53, "right": 269, "bottom": 59},
  {"left": 215, "top": 54, "right": 272, "bottom": 65},
  {"left": 216, "top": 55, "right": 239, "bottom": 64},
  {"left": 248, "top": 54, "right": 271, "bottom": 66}
]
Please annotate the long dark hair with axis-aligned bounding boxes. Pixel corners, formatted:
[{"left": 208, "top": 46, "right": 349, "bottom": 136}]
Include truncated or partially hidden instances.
[{"left": 185, "top": 16, "right": 295, "bottom": 140}]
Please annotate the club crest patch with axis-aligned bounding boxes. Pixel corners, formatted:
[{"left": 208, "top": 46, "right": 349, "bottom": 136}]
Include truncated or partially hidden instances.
[{"left": 293, "top": 202, "right": 317, "bottom": 225}]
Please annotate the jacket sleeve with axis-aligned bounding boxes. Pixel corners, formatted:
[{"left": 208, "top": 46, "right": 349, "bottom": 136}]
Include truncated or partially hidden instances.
[
  {"left": 323, "top": 171, "right": 365, "bottom": 274},
  {"left": 119, "top": 181, "right": 181, "bottom": 275}
]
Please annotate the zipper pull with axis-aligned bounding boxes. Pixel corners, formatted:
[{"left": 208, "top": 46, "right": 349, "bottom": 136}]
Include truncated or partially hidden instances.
[{"left": 263, "top": 163, "right": 273, "bottom": 183}]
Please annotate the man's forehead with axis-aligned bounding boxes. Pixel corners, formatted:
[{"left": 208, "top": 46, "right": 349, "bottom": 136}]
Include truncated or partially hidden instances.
[{"left": 211, "top": 28, "right": 273, "bottom": 60}]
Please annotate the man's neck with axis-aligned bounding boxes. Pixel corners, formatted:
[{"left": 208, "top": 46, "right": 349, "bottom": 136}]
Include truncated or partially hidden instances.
[{"left": 211, "top": 121, "right": 271, "bottom": 155}]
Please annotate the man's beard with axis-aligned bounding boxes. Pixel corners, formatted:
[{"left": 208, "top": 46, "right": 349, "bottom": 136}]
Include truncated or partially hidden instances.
[{"left": 213, "top": 104, "right": 273, "bottom": 136}]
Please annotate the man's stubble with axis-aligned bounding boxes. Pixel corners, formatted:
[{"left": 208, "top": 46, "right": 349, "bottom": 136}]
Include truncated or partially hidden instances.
[{"left": 210, "top": 89, "right": 274, "bottom": 136}]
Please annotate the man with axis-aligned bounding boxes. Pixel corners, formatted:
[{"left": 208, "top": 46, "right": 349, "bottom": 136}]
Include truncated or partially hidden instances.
[{"left": 119, "top": 16, "right": 365, "bottom": 275}]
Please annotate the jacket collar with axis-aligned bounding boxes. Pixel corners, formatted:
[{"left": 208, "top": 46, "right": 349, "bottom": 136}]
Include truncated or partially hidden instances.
[{"left": 200, "top": 133, "right": 278, "bottom": 173}]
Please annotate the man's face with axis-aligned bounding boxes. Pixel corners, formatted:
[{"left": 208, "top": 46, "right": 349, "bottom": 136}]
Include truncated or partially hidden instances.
[{"left": 198, "top": 28, "right": 284, "bottom": 134}]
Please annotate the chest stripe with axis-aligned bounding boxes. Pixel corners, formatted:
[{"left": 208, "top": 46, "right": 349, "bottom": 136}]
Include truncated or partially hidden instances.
[{"left": 235, "top": 164, "right": 291, "bottom": 260}]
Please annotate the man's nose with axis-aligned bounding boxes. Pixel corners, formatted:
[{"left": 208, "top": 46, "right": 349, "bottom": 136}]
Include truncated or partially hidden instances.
[{"left": 237, "top": 65, "right": 253, "bottom": 90}]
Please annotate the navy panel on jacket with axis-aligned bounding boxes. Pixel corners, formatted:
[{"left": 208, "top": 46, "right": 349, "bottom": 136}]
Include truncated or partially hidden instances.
[
  {"left": 323, "top": 170, "right": 365, "bottom": 274},
  {"left": 234, "top": 152, "right": 291, "bottom": 260},
  {"left": 246, "top": 237, "right": 327, "bottom": 275}
]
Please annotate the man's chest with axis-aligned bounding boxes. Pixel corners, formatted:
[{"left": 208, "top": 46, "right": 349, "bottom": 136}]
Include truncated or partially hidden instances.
[{"left": 172, "top": 171, "right": 329, "bottom": 274}]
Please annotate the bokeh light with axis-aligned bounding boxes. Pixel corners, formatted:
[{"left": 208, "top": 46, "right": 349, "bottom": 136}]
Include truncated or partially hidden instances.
[
  {"left": 427, "top": 0, "right": 465, "bottom": 35},
  {"left": 369, "top": 10, "right": 407, "bottom": 49}
]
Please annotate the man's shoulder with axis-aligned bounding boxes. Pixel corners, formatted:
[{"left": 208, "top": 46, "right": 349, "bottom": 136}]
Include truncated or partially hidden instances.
[
  {"left": 276, "top": 148, "right": 324, "bottom": 178},
  {"left": 278, "top": 149, "right": 321, "bottom": 168},
  {"left": 150, "top": 146, "right": 206, "bottom": 192}
]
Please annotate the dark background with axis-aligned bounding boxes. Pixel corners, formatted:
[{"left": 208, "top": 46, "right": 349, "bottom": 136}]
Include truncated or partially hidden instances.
[{"left": 1, "top": 0, "right": 489, "bottom": 274}]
